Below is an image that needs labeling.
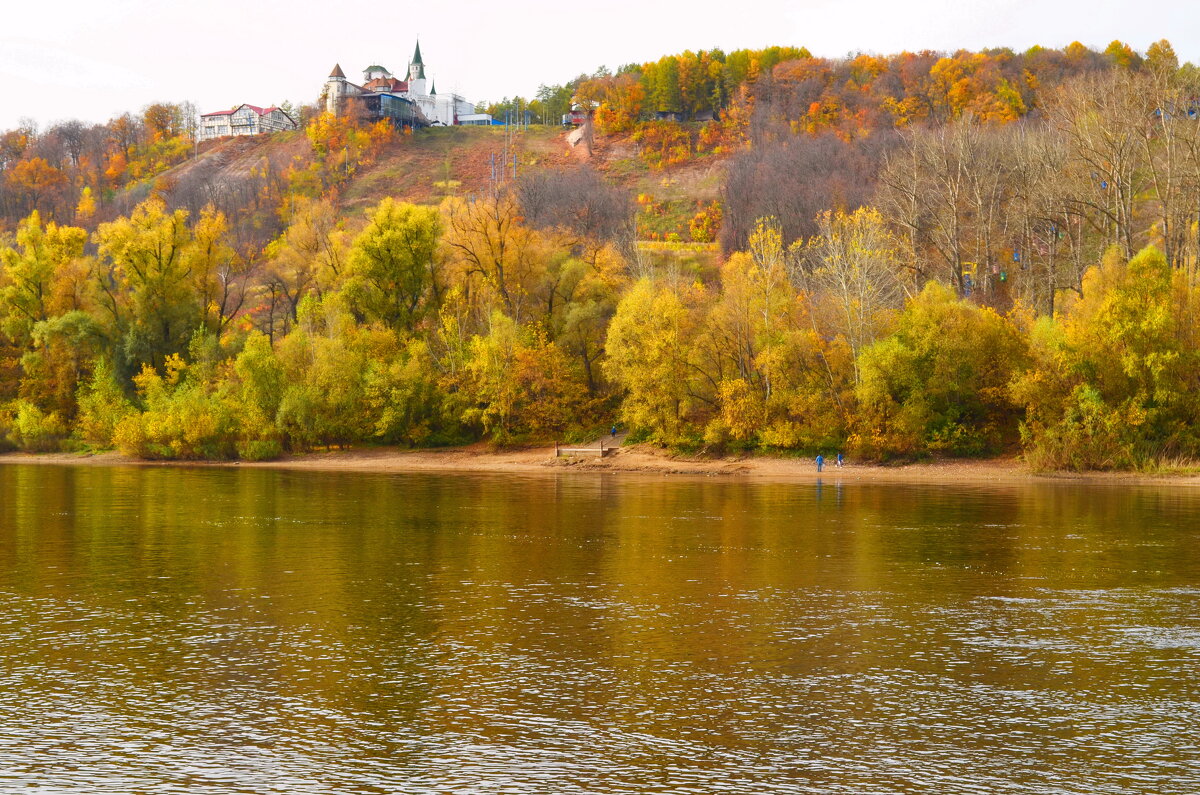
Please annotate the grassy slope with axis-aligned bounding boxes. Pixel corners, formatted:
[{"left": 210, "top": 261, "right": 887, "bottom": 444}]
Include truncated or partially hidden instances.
[
  {"left": 156, "top": 124, "right": 730, "bottom": 263},
  {"left": 341, "top": 125, "right": 574, "bottom": 213}
]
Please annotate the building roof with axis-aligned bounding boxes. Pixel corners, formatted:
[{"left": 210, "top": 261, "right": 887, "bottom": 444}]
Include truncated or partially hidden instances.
[
  {"left": 364, "top": 77, "right": 409, "bottom": 93},
  {"left": 330, "top": 63, "right": 346, "bottom": 79},
  {"left": 411, "top": 41, "right": 423, "bottom": 65},
  {"left": 201, "top": 103, "right": 285, "bottom": 119},
  {"left": 430, "top": 81, "right": 437, "bottom": 95}
]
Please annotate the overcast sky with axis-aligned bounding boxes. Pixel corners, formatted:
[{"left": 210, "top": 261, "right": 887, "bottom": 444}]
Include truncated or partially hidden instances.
[{"left": 0, "top": 0, "right": 1194, "bottom": 131}]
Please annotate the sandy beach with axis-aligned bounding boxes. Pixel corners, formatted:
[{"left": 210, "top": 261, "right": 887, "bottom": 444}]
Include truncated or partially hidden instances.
[{"left": 4, "top": 443, "right": 1200, "bottom": 487}]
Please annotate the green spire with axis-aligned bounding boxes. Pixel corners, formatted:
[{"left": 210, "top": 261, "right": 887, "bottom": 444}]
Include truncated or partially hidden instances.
[
  {"left": 430, "top": 81, "right": 437, "bottom": 95},
  {"left": 409, "top": 41, "right": 426, "bottom": 79}
]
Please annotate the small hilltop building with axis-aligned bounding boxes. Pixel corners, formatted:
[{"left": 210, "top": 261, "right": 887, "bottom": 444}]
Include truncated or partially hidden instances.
[
  {"left": 324, "top": 42, "right": 488, "bottom": 127},
  {"left": 199, "top": 104, "right": 298, "bottom": 140}
]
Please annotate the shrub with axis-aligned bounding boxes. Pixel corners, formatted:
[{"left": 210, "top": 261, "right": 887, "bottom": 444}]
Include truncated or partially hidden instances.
[
  {"left": 10, "top": 401, "right": 69, "bottom": 452},
  {"left": 236, "top": 439, "right": 283, "bottom": 462},
  {"left": 75, "top": 358, "right": 135, "bottom": 448}
]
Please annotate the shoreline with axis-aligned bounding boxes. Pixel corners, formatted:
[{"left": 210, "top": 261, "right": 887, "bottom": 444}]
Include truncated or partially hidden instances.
[{"left": 3, "top": 444, "right": 1200, "bottom": 487}]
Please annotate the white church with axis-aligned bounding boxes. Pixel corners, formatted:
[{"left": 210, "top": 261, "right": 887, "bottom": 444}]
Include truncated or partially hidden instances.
[{"left": 324, "top": 43, "right": 490, "bottom": 127}]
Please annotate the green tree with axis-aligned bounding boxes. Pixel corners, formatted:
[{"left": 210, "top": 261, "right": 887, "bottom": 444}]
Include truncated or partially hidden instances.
[
  {"left": 113, "top": 354, "right": 238, "bottom": 460},
  {"left": 231, "top": 331, "right": 287, "bottom": 458},
  {"left": 21, "top": 311, "right": 107, "bottom": 418},
  {"left": 75, "top": 357, "right": 134, "bottom": 447},
  {"left": 344, "top": 198, "right": 442, "bottom": 330},
  {"left": 856, "top": 282, "right": 1028, "bottom": 458}
]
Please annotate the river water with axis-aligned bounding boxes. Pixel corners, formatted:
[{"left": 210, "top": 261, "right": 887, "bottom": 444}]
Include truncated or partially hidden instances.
[{"left": 0, "top": 464, "right": 1197, "bottom": 793}]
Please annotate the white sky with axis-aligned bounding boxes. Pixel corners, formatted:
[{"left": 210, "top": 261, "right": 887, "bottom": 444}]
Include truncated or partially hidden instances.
[{"left": 0, "top": 0, "right": 1194, "bottom": 131}]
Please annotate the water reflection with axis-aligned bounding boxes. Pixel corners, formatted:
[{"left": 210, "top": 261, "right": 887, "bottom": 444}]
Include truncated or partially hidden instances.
[{"left": 0, "top": 465, "right": 1198, "bottom": 793}]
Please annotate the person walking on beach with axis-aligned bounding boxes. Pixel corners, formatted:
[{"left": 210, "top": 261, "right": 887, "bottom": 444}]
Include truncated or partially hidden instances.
[
  {"left": 836, "top": 452, "right": 843, "bottom": 468},
  {"left": 816, "top": 454, "right": 824, "bottom": 472}
]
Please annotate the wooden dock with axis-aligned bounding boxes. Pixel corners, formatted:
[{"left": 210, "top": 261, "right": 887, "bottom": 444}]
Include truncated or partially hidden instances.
[
  {"left": 555, "top": 441, "right": 615, "bottom": 458},
  {"left": 555, "top": 432, "right": 626, "bottom": 458}
]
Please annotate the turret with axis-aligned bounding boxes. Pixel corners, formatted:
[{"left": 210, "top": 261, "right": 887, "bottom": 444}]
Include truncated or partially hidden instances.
[
  {"left": 407, "top": 41, "right": 427, "bottom": 96},
  {"left": 325, "top": 63, "right": 347, "bottom": 115},
  {"left": 408, "top": 42, "right": 425, "bottom": 81}
]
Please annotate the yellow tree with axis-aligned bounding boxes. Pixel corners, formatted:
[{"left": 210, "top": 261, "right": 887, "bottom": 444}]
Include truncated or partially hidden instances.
[
  {"left": 1, "top": 211, "right": 88, "bottom": 344},
  {"left": 263, "top": 197, "right": 349, "bottom": 336},
  {"left": 94, "top": 198, "right": 197, "bottom": 370},
  {"left": 461, "top": 312, "right": 585, "bottom": 442},
  {"left": 606, "top": 277, "right": 713, "bottom": 443},
  {"left": 441, "top": 193, "right": 547, "bottom": 325},
  {"left": 1, "top": 213, "right": 94, "bottom": 418},
  {"left": 188, "top": 205, "right": 247, "bottom": 335},
  {"left": 1013, "top": 245, "right": 1200, "bottom": 469},
  {"left": 801, "top": 207, "right": 910, "bottom": 379}
]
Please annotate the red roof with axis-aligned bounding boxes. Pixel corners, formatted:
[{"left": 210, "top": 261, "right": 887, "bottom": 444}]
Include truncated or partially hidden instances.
[
  {"left": 201, "top": 104, "right": 286, "bottom": 119},
  {"left": 363, "top": 77, "right": 409, "bottom": 93}
]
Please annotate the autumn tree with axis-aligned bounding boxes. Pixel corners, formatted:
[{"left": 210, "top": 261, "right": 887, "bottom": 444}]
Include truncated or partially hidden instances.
[
  {"left": 6, "top": 158, "right": 68, "bottom": 216},
  {"left": 343, "top": 198, "right": 442, "bottom": 331},
  {"left": 441, "top": 193, "right": 548, "bottom": 325},
  {"left": 1013, "top": 246, "right": 1200, "bottom": 470},
  {"left": 94, "top": 198, "right": 197, "bottom": 371},
  {"left": 262, "top": 197, "right": 349, "bottom": 337},
  {"left": 800, "top": 207, "right": 910, "bottom": 376},
  {"left": 606, "top": 277, "right": 714, "bottom": 444},
  {"left": 855, "top": 282, "right": 1028, "bottom": 458},
  {"left": 0, "top": 212, "right": 88, "bottom": 344},
  {"left": 189, "top": 205, "right": 249, "bottom": 335}
]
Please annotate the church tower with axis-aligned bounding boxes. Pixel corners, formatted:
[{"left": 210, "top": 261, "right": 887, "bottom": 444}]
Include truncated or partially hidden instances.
[
  {"left": 325, "top": 63, "right": 347, "bottom": 115},
  {"left": 407, "top": 42, "right": 427, "bottom": 96}
]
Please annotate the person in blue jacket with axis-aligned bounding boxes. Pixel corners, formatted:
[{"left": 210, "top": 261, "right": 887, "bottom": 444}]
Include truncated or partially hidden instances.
[{"left": 816, "top": 454, "right": 824, "bottom": 472}]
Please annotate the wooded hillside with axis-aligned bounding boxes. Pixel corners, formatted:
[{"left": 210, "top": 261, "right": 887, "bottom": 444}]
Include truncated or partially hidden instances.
[{"left": 3, "top": 39, "right": 1199, "bottom": 470}]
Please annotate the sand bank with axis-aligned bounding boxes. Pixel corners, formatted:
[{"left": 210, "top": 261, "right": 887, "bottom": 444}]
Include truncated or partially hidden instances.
[{"left": 4, "top": 444, "right": 1200, "bottom": 487}]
